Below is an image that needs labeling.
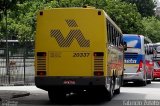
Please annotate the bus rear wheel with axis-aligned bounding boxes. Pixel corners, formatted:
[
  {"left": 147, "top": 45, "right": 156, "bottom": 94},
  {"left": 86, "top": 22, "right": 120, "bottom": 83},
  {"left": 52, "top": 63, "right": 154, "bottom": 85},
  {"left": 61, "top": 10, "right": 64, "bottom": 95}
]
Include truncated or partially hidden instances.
[
  {"left": 147, "top": 80, "right": 151, "bottom": 84},
  {"left": 141, "top": 80, "right": 147, "bottom": 86},
  {"left": 48, "top": 89, "right": 66, "bottom": 103},
  {"left": 114, "top": 76, "right": 122, "bottom": 94},
  {"left": 106, "top": 77, "right": 114, "bottom": 101}
]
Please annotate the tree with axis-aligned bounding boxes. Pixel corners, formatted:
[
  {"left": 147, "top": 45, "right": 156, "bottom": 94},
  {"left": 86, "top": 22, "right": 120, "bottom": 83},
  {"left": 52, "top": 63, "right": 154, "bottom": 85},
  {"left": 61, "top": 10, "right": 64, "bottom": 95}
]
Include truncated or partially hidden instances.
[
  {"left": 122, "top": 0, "right": 156, "bottom": 17},
  {"left": 104, "top": 0, "right": 144, "bottom": 34},
  {"left": 58, "top": 0, "right": 143, "bottom": 34},
  {"left": 0, "top": 0, "right": 59, "bottom": 41},
  {"left": 0, "top": 0, "right": 27, "bottom": 20},
  {"left": 0, "top": 0, "right": 150, "bottom": 41},
  {"left": 82, "top": 0, "right": 107, "bottom": 8},
  {"left": 0, "top": 0, "right": 28, "bottom": 40},
  {"left": 141, "top": 17, "right": 160, "bottom": 43}
]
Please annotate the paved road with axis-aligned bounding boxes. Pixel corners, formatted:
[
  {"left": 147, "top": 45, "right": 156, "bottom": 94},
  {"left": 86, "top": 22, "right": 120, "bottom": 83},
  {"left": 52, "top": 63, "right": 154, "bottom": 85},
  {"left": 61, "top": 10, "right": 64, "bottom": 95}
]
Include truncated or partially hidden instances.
[{"left": 6, "top": 81, "right": 160, "bottom": 106}]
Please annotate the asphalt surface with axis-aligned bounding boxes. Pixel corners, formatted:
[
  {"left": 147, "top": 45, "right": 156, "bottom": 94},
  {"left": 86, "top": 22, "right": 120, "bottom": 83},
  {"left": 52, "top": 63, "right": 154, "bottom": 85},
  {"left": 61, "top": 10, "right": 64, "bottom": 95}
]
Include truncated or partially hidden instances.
[{"left": 1, "top": 81, "right": 160, "bottom": 106}]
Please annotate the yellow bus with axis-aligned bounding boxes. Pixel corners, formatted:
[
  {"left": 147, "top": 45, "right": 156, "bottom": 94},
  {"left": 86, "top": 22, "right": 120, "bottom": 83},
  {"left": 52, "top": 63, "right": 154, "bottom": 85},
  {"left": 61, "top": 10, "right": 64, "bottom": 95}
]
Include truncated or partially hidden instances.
[{"left": 35, "top": 6, "right": 126, "bottom": 102}]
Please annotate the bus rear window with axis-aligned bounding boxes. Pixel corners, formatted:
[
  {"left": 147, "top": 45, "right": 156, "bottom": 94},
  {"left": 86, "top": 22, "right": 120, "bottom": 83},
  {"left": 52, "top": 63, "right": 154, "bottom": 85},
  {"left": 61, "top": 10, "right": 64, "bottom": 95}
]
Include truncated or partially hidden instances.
[{"left": 123, "top": 35, "right": 141, "bottom": 49}]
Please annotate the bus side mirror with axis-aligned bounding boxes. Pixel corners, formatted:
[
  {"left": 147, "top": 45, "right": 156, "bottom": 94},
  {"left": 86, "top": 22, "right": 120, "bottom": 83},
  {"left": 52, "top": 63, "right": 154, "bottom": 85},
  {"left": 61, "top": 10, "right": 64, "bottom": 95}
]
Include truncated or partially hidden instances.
[{"left": 123, "top": 42, "right": 127, "bottom": 51}]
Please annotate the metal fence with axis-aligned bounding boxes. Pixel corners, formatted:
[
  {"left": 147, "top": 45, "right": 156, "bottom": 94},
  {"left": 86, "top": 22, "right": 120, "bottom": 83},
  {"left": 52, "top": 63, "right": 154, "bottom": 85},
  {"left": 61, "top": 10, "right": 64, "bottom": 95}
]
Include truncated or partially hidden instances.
[{"left": 0, "top": 40, "right": 35, "bottom": 86}]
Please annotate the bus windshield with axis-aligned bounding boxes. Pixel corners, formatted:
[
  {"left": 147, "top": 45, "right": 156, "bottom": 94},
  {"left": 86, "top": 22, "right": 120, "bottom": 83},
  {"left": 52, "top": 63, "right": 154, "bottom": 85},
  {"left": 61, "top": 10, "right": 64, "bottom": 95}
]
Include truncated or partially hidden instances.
[{"left": 123, "top": 35, "right": 141, "bottom": 49}]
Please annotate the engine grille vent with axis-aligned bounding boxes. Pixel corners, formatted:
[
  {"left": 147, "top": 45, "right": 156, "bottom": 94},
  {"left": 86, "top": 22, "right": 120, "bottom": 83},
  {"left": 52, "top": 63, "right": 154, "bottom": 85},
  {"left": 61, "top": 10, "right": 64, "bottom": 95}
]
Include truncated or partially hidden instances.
[{"left": 37, "top": 52, "right": 46, "bottom": 71}]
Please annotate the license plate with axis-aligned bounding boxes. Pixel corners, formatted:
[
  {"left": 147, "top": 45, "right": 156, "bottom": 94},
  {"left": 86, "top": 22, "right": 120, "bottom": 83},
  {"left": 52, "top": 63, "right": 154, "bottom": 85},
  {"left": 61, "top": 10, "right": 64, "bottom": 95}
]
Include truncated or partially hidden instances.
[{"left": 64, "top": 80, "right": 75, "bottom": 85}]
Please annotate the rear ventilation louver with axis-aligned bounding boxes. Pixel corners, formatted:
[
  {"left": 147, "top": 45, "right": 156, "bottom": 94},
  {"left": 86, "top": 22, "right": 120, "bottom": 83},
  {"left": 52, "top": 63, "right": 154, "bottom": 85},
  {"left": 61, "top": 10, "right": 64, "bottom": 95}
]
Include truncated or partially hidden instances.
[
  {"left": 37, "top": 52, "right": 46, "bottom": 71},
  {"left": 94, "top": 52, "right": 104, "bottom": 71}
]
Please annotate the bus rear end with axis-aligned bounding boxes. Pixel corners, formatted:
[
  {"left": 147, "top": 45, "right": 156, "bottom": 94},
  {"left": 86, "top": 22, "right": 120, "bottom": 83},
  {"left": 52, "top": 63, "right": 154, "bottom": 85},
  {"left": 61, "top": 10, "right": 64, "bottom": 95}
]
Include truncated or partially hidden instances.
[
  {"left": 35, "top": 7, "right": 108, "bottom": 102},
  {"left": 123, "top": 34, "right": 146, "bottom": 85}
]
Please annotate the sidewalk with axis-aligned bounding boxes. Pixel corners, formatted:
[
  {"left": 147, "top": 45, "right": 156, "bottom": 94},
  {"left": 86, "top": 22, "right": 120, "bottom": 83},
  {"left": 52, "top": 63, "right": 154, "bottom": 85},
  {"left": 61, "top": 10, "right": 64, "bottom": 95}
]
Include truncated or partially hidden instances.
[{"left": 0, "top": 86, "right": 30, "bottom": 101}]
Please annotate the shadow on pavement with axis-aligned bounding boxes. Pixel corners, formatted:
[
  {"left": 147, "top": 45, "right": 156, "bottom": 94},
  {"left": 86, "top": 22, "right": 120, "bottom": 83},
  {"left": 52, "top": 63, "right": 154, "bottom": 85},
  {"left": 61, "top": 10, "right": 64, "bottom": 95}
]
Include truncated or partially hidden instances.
[
  {"left": 152, "top": 78, "right": 160, "bottom": 82},
  {"left": 123, "top": 81, "right": 160, "bottom": 89},
  {"left": 123, "top": 82, "right": 145, "bottom": 87},
  {"left": 13, "top": 91, "right": 110, "bottom": 105},
  {"left": 50, "top": 92, "right": 109, "bottom": 105}
]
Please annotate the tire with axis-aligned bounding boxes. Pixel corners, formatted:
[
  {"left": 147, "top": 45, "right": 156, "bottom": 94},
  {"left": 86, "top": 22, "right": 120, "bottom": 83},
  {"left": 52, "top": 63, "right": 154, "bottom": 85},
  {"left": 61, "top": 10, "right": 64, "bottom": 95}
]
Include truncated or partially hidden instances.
[
  {"left": 106, "top": 77, "right": 114, "bottom": 101},
  {"left": 114, "top": 87, "right": 120, "bottom": 94},
  {"left": 114, "top": 76, "right": 122, "bottom": 94},
  {"left": 152, "top": 78, "right": 155, "bottom": 81},
  {"left": 48, "top": 91, "right": 54, "bottom": 102},
  {"left": 147, "top": 80, "right": 151, "bottom": 84},
  {"left": 48, "top": 89, "right": 66, "bottom": 103},
  {"left": 141, "top": 80, "right": 147, "bottom": 86},
  {"left": 87, "top": 87, "right": 108, "bottom": 100},
  {"left": 141, "top": 73, "right": 147, "bottom": 86},
  {"left": 121, "top": 75, "right": 124, "bottom": 86}
]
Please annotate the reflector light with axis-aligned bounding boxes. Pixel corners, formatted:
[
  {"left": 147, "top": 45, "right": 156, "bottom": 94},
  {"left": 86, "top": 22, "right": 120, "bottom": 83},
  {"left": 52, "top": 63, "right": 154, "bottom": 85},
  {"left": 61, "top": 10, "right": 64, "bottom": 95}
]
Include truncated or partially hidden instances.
[
  {"left": 40, "top": 11, "right": 43, "bottom": 15},
  {"left": 94, "top": 52, "right": 104, "bottom": 57},
  {"left": 94, "top": 71, "right": 104, "bottom": 76},
  {"left": 37, "top": 71, "right": 46, "bottom": 76},
  {"left": 98, "top": 11, "right": 101, "bottom": 15}
]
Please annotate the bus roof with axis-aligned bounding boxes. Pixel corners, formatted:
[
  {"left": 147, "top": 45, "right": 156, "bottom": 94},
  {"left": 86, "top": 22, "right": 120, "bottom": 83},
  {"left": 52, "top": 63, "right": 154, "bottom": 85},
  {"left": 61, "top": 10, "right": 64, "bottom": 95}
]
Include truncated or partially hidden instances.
[
  {"left": 43, "top": 7, "right": 122, "bottom": 34},
  {"left": 123, "top": 34, "right": 152, "bottom": 43}
]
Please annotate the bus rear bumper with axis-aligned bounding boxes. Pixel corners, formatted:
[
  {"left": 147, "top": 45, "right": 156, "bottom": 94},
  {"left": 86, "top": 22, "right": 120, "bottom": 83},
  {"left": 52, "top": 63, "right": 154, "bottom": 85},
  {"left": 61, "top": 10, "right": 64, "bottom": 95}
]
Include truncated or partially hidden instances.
[
  {"left": 123, "top": 72, "right": 144, "bottom": 82},
  {"left": 35, "top": 76, "right": 106, "bottom": 91}
]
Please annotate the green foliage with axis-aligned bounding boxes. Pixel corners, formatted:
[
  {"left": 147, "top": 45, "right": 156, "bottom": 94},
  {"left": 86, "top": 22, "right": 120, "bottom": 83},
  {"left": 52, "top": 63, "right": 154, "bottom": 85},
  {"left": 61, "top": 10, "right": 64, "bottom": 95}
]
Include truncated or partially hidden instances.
[
  {"left": 55, "top": 0, "right": 143, "bottom": 34},
  {"left": 0, "top": 0, "right": 27, "bottom": 20},
  {"left": 121, "top": 0, "right": 160, "bottom": 42},
  {"left": 0, "top": 0, "right": 59, "bottom": 41},
  {"left": 0, "top": 0, "right": 160, "bottom": 43},
  {"left": 104, "top": 0, "right": 144, "bottom": 34},
  {"left": 0, "top": 0, "right": 17, "bottom": 11},
  {"left": 82, "top": 0, "right": 107, "bottom": 8},
  {"left": 141, "top": 17, "right": 160, "bottom": 43},
  {"left": 122, "top": 0, "right": 156, "bottom": 17}
]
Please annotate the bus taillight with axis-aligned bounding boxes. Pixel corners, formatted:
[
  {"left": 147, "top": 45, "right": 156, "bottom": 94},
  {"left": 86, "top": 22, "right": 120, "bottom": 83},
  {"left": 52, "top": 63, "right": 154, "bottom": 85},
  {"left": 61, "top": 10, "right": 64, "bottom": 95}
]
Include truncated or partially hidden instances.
[{"left": 137, "top": 60, "right": 143, "bottom": 72}]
